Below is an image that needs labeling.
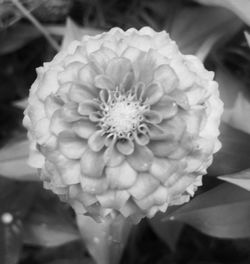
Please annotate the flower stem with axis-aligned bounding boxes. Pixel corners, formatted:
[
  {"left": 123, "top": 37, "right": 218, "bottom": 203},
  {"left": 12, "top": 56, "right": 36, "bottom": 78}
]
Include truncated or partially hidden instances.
[{"left": 76, "top": 214, "right": 132, "bottom": 264}]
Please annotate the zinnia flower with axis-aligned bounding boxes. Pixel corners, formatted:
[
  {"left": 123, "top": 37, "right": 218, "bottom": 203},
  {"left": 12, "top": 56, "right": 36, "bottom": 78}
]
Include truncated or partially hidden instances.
[{"left": 23, "top": 27, "right": 223, "bottom": 223}]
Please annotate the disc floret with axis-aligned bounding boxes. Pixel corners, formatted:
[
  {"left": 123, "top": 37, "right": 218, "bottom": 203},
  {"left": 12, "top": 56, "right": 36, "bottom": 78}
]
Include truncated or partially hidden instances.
[{"left": 99, "top": 88, "right": 149, "bottom": 139}]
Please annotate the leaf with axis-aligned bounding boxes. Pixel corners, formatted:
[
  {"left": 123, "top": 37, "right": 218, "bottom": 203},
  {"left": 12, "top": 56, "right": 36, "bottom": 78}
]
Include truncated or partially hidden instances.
[
  {"left": 219, "top": 169, "right": 250, "bottom": 191},
  {"left": 23, "top": 187, "right": 80, "bottom": 247},
  {"left": 208, "top": 123, "right": 250, "bottom": 175},
  {"left": 0, "top": 220, "right": 22, "bottom": 264},
  {"left": 216, "top": 67, "right": 243, "bottom": 110},
  {"left": 0, "top": 105, "right": 24, "bottom": 144},
  {"left": 0, "top": 139, "right": 37, "bottom": 181},
  {"left": 0, "top": 177, "right": 37, "bottom": 217},
  {"left": 170, "top": 6, "right": 242, "bottom": 55},
  {"left": 46, "top": 260, "right": 92, "bottom": 264},
  {"left": 23, "top": 211, "right": 80, "bottom": 247},
  {"left": 0, "top": 0, "right": 44, "bottom": 28},
  {"left": 164, "top": 183, "right": 250, "bottom": 239},
  {"left": 150, "top": 213, "right": 183, "bottom": 251},
  {"left": 0, "top": 24, "right": 40, "bottom": 54},
  {"left": 216, "top": 65, "right": 250, "bottom": 134},
  {"left": 61, "top": 18, "right": 102, "bottom": 50},
  {"left": 245, "top": 31, "right": 250, "bottom": 46},
  {"left": 12, "top": 98, "right": 28, "bottom": 110},
  {"left": 0, "top": 177, "right": 38, "bottom": 264},
  {"left": 223, "top": 92, "right": 250, "bottom": 134},
  {"left": 195, "top": 0, "right": 250, "bottom": 26}
]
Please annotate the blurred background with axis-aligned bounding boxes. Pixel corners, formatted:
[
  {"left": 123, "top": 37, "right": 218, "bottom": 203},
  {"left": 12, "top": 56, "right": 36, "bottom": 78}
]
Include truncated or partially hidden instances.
[{"left": 0, "top": 0, "right": 250, "bottom": 264}]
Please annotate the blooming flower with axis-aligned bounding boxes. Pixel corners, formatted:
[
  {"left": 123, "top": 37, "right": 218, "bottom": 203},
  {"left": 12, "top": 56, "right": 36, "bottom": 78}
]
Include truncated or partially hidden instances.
[{"left": 23, "top": 27, "right": 223, "bottom": 222}]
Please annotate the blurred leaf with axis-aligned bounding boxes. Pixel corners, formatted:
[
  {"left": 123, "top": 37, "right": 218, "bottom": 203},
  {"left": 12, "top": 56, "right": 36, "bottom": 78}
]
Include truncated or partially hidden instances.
[
  {"left": 170, "top": 6, "right": 242, "bottom": 55},
  {"left": 23, "top": 211, "right": 80, "bottom": 247},
  {"left": 0, "top": 105, "right": 24, "bottom": 145},
  {"left": 23, "top": 188, "right": 79, "bottom": 247},
  {"left": 29, "top": 240, "right": 93, "bottom": 264},
  {"left": 223, "top": 92, "right": 250, "bottom": 134},
  {"left": 46, "top": 260, "right": 92, "bottom": 264},
  {"left": 195, "top": 0, "right": 250, "bottom": 26},
  {"left": 0, "top": 0, "right": 43, "bottom": 28},
  {"left": 46, "top": 25, "right": 65, "bottom": 36},
  {"left": 245, "top": 31, "right": 250, "bottom": 46},
  {"left": 61, "top": 18, "right": 83, "bottom": 50},
  {"left": 150, "top": 213, "right": 183, "bottom": 251},
  {"left": 12, "top": 98, "right": 28, "bottom": 110},
  {"left": 141, "top": 0, "right": 179, "bottom": 30},
  {"left": 219, "top": 169, "right": 250, "bottom": 191},
  {"left": 216, "top": 67, "right": 244, "bottom": 110},
  {"left": 215, "top": 30, "right": 250, "bottom": 93},
  {"left": 208, "top": 123, "right": 250, "bottom": 175},
  {"left": 31, "top": 0, "right": 72, "bottom": 23},
  {"left": 0, "top": 139, "right": 37, "bottom": 180},
  {"left": 0, "top": 36, "right": 50, "bottom": 103},
  {"left": 0, "top": 177, "right": 37, "bottom": 216},
  {"left": 0, "top": 177, "right": 38, "bottom": 264},
  {"left": 217, "top": 66, "right": 250, "bottom": 134},
  {"left": 61, "top": 18, "right": 102, "bottom": 50},
  {"left": 165, "top": 183, "right": 250, "bottom": 238},
  {"left": 214, "top": 32, "right": 250, "bottom": 135},
  {"left": 0, "top": 75, "right": 16, "bottom": 103},
  {"left": 0, "top": 24, "right": 40, "bottom": 55},
  {"left": 0, "top": 220, "right": 22, "bottom": 264}
]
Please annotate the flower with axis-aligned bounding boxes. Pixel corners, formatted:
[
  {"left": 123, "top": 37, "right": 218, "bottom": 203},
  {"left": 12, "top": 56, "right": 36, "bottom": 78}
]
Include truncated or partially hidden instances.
[{"left": 23, "top": 27, "right": 223, "bottom": 223}]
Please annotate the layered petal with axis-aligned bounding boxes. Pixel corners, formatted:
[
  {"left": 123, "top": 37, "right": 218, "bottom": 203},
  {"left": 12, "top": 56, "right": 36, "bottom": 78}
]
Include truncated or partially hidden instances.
[
  {"left": 106, "top": 161, "right": 137, "bottom": 189},
  {"left": 80, "top": 148, "right": 106, "bottom": 178}
]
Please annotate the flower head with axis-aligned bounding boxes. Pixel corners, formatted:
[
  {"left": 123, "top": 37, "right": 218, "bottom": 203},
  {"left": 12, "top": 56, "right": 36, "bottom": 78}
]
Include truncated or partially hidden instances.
[{"left": 23, "top": 27, "right": 223, "bottom": 222}]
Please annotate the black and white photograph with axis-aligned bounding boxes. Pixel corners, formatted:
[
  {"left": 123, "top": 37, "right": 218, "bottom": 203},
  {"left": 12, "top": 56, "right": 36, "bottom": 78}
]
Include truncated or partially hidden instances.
[{"left": 0, "top": 1, "right": 250, "bottom": 264}]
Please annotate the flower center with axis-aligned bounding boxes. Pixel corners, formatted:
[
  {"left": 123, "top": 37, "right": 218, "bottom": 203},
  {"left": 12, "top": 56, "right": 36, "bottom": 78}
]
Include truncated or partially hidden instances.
[
  {"left": 100, "top": 90, "right": 148, "bottom": 138},
  {"left": 107, "top": 100, "right": 141, "bottom": 133}
]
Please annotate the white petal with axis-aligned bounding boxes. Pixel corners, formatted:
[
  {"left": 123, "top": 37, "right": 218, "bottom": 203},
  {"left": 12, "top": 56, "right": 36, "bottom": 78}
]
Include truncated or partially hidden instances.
[
  {"left": 80, "top": 148, "right": 105, "bottom": 178},
  {"left": 58, "top": 131, "right": 87, "bottom": 159},
  {"left": 150, "top": 157, "right": 178, "bottom": 183},
  {"left": 72, "top": 119, "right": 96, "bottom": 139},
  {"left": 135, "top": 186, "right": 168, "bottom": 210},
  {"left": 129, "top": 173, "right": 159, "bottom": 200},
  {"left": 106, "top": 161, "right": 137, "bottom": 189},
  {"left": 80, "top": 176, "right": 108, "bottom": 194},
  {"left": 97, "top": 190, "right": 130, "bottom": 209}
]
